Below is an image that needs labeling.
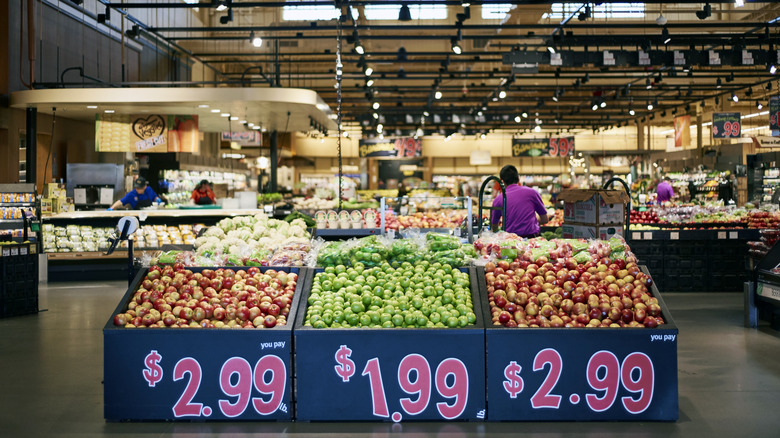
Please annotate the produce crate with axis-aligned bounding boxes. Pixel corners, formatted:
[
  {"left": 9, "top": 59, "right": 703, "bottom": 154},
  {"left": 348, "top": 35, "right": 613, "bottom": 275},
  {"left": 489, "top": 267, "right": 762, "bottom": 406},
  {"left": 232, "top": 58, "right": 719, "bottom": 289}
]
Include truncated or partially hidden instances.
[
  {"left": 103, "top": 266, "right": 310, "bottom": 421},
  {"left": 480, "top": 266, "right": 679, "bottom": 421},
  {"left": 0, "top": 244, "right": 39, "bottom": 318},
  {"left": 294, "top": 267, "right": 487, "bottom": 422}
]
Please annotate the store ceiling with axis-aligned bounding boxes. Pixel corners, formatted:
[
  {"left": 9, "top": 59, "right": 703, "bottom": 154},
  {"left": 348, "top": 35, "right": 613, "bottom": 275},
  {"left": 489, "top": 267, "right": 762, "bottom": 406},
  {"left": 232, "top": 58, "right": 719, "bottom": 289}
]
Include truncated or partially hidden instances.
[{"left": 76, "top": 1, "right": 780, "bottom": 136}]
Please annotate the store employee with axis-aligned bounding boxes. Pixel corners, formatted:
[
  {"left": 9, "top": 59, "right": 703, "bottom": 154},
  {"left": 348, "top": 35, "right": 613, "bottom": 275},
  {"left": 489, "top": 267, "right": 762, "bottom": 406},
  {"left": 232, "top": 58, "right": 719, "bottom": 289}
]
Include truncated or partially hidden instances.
[
  {"left": 491, "top": 165, "right": 549, "bottom": 238},
  {"left": 191, "top": 179, "right": 216, "bottom": 205},
  {"left": 109, "top": 177, "right": 162, "bottom": 210}
]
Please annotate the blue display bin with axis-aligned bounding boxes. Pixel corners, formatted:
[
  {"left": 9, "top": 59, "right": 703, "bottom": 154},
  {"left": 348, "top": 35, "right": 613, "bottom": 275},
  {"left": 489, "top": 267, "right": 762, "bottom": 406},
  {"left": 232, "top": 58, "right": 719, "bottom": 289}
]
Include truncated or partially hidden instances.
[
  {"left": 481, "top": 266, "right": 679, "bottom": 421},
  {"left": 294, "top": 267, "right": 487, "bottom": 422},
  {"left": 103, "top": 266, "right": 309, "bottom": 421}
]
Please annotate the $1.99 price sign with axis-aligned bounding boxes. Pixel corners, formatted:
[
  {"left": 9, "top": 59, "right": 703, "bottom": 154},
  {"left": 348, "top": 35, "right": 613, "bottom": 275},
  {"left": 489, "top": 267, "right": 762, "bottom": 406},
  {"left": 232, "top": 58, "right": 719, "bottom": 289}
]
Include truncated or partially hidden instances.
[
  {"left": 104, "top": 332, "right": 293, "bottom": 421},
  {"left": 295, "top": 329, "right": 486, "bottom": 421},
  {"left": 334, "top": 345, "right": 470, "bottom": 422},
  {"left": 486, "top": 330, "right": 678, "bottom": 421}
]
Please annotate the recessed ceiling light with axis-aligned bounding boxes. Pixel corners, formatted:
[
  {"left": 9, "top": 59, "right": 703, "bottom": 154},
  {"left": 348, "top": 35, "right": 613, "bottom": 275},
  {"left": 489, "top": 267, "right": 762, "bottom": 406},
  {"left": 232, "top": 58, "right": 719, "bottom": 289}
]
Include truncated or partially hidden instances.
[
  {"left": 211, "top": 109, "right": 220, "bottom": 113},
  {"left": 230, "top": 116, "right": 239, "bottom": 121},
  {"left": 87, "top": 105, "right": 98, "bottom": 109},
  {"left": 104, "top": 109, "right": 115, "bottom": 113},
  {"left": 240, "top": 120, "right": 247, "bottom": 124},
  {"left": 198, "top": 104, "right": 210, "bottom": 108},
  {"left": 221, "top": 113, "right": 230, "bottom": 117}
]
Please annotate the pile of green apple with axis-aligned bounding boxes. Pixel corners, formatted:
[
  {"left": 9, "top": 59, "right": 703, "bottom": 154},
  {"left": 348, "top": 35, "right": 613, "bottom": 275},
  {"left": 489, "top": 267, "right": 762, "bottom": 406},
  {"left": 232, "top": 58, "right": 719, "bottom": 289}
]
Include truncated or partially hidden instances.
[{"left": 304, "top": 261, "right": 476, "bottom": 329}]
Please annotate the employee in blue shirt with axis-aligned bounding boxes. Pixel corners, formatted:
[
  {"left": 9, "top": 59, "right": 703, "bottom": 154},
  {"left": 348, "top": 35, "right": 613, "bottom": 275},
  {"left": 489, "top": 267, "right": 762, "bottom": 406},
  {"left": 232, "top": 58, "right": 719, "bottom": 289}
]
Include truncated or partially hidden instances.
[{"left": 109, "top": 177, "right": 162, "bottom": 210}]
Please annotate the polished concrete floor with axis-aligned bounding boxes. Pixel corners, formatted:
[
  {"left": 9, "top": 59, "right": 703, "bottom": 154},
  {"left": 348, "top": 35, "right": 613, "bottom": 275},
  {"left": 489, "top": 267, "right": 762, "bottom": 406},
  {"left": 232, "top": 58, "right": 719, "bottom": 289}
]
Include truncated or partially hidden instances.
[{"left": 1, "top": 281, "right": 780, "bottom": 437}]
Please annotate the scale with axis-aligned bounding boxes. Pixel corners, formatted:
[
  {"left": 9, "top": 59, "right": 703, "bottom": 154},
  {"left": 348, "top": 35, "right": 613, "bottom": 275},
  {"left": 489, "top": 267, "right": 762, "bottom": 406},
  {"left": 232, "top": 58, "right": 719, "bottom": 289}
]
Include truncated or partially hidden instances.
[{"left": 105, "top": 216, "right": 139, "bottom": 286}]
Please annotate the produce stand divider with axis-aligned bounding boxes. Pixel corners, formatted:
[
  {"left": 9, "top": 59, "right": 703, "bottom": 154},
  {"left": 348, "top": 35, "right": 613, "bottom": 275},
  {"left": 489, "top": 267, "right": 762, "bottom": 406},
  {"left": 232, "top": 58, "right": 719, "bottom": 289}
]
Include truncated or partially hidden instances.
[
  {"left": 749, "top": 243, "right": 780, "bottom": 328},
  {"left": 628, "top": 229, "right": 759, "bottom": 292},
  {"left": 313, "top": 228, "right": 381, "bottom": 240},
  {"left": 478, "top": 266, "right": 679, "bottom": 421},
  {"left": 103, "top": 266, "right": 310, "bottom": 422},
  {"left": 0, "top": 242, "right": 38, "bottom": 318},
  {"left": 294, "top": 267, "right": 487, "bottom": 422}
]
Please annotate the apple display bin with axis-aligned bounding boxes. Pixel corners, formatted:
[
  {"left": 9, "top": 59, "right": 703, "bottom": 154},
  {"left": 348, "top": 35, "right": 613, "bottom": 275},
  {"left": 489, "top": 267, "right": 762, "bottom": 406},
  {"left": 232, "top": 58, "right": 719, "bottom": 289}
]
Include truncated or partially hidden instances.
[
  {"left": 480, "top": 266, "right": 679, "bottom": 421},
  {"left": 294, "top": 267, "right": 487, "bottom": 422},
  {"left": 103, "top": 266, "right": 310, "bottom": 422}
]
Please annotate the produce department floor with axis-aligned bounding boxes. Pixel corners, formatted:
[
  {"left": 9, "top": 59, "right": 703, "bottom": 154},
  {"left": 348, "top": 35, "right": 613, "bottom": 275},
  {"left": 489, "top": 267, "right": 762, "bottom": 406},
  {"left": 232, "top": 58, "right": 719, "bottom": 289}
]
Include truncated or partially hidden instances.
[{"left": 2, "top": 282, "right": 780, "bottom": 438}]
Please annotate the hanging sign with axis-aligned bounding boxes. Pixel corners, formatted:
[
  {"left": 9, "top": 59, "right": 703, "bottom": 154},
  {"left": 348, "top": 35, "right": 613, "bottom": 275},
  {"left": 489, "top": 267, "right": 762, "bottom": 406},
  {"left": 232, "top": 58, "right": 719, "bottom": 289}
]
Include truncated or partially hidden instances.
[
  {"left": 221, "top": 131, "right": 262, "bottom": 147},
  {"left": 712, "top": 113, "right": 741, "bottom": 139},
  {"left": 769, "top": 97, "right": 780, "bottom": 132},
  {"left": 674, "top": 115, "right": 691, "bottom": 147},
  {"left": 512, "top": 137, "right": 575, "bottom": 157},
  {"left": 96, "top": 114, "right": 199, "bottom": 153},
  {"left": 359, "top": 137, "right": 422, "bottom": 158},
  {"left": 753, "top": 136, "right": 780, "bottom": 148}
]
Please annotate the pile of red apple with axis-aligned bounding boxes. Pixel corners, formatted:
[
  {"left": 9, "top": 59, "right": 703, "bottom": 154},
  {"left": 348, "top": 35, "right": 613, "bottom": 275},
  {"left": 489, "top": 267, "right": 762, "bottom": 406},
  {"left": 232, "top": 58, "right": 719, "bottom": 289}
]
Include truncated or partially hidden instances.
[
  {"left": 485, "top": 259, "right": 665, "bottom": 329},
  {"left": 630, "top": 209, "right": 659, "bottom": 225},
  {"left": 112, "top": 264, "right": 297, "bottom": 329},
  {"left": 748, "top": 211, "right": 780, "bottom": 229},
  {"left": 383, "top": 210, "right": 467, "bottom": 231}
]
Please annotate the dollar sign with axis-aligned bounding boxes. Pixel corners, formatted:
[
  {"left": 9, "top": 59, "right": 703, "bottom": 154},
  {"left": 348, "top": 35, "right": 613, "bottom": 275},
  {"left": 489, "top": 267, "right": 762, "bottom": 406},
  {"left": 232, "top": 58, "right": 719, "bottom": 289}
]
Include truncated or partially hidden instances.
[
  {"left": 334, "top": 345, "right": 356, "bottom": 382},
  {"left": 143, "top": 350, "right": 163, "bottom": 387},
  {"left": 503, "top": 361, "right": 524, "bottom": 399}
]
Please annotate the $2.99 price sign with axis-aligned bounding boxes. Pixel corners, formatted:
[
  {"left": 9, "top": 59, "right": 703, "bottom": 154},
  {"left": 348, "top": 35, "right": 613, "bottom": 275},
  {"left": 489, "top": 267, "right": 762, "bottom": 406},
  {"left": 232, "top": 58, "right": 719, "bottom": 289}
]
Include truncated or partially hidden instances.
[
  {"left": 486, "top": 330, "right": 678, "bottom": 421},
  {"left": 142, "top": 350, "right": 287, "bottom": 418},
  {"left": 104, "top": 332, "right": 293, "bottom": 421}
]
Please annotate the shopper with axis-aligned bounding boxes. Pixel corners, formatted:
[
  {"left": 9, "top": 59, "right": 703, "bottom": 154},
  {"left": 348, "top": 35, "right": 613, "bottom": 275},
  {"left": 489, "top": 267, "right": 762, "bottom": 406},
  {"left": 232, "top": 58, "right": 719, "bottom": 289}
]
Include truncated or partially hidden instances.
[
  {"left": 490, "top": 165, "right": 549, "bottom": 238},
  {"left": 191, "top": 179, "right": 216, "bottom": 205},
  {"left": 656, "top": 176, "right": 675, "bottom": 204},
  {"left": 108, "top": 177, "right": 163, "bottom": 210},
  {"left": 688, "top": 179, "right": 697, "bottom": 202}
]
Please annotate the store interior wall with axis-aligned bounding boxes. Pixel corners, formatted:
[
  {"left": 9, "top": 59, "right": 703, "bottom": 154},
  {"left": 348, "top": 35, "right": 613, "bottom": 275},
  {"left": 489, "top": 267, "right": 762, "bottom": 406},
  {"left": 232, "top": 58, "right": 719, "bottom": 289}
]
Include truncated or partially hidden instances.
[{"left": 1, "top": 1, "right": 199, "bottom": 190}]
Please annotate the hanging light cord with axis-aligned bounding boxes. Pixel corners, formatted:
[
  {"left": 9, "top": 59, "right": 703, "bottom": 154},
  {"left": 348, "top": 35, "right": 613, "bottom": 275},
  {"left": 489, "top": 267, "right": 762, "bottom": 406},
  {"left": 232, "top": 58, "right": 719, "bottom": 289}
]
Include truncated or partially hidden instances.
[{"left": 336, "top": 12, "right": 344, "bottom": 211}]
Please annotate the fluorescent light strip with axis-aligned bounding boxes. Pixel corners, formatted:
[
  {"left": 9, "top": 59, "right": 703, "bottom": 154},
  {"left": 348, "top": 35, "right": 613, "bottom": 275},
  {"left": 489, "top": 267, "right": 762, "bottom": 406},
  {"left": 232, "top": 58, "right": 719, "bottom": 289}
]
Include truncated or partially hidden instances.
[
  {"left": 742, "top": 111, "right": 769, "bottom": 120},
  {"left": 743, "top": 125, "right": 770, "bottom": 132}
]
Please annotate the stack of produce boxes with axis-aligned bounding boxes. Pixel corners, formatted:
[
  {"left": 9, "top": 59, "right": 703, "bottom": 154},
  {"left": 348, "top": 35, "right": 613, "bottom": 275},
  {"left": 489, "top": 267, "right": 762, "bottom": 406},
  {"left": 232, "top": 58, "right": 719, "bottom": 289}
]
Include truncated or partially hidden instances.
[{"left": 559, "top": 189, "right": 629, "bottom": 240}]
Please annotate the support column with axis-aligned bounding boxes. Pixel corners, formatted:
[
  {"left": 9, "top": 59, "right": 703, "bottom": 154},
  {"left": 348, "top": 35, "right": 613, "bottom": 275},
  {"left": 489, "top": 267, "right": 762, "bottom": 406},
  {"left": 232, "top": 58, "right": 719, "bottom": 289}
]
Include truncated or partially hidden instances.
[
  {"left": 696, "top": 112, "right": 703, "bottom": 158},
  {"left": 25, "top": 107, "right": 36, "bottom": 186},
  {"left": 269, "top": 130, "right": 278, "bottom": 193}
]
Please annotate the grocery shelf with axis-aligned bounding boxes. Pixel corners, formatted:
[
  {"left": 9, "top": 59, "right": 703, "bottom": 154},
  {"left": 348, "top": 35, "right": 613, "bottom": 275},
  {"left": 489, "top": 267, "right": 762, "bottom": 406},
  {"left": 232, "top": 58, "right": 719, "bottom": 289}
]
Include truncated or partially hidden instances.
[
  {"left": 313, "top": 228, "right": 380, "bottom": 238},
  {"left": 0, "top": 203, "right": 36, "bottom": 207},
  {"left": 0, "top": 219, "right": 25, "bottom": 230},
  {"left": 43, "top": 208, "right": 263, "bottom": 220}
]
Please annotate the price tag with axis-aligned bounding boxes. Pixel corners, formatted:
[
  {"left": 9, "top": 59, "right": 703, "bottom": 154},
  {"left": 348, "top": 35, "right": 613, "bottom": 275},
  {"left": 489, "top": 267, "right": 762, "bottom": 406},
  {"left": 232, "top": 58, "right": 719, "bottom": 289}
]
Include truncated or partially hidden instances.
[
  {"left": 670, "top": 232, "right": 679, "bottom": 240},
  {"left": 487, "top": 329, "right": 678, "bottom": 421},
  {"left": 712, "top": 113, "right": 741, "bottom": 139},
  {"left": 296, "top": 328, "right": 486, "bottom": 421},
  {"left": 643, "top": 232, "right": 653, "bottom": 240},
  {"left": 717, "top": 231, "right": 727, "bottom": 240},
  {"left": 1, "top": 247, "right": 8, "bottom": 257},
  {"left": 729, "top": 231, "right": 738, "bottom": 239},
  {"left": 20, "top": 245, "right": 28, "bottom": 255},
  {"left": 104, "top": 331, "right": 293, "bottom": 421},
  {"left": 453, "top": 228, "right": 462, "bottom": 237},
  {"left": 138, "top": 211, "right": 148, "bottom": 222},
  {"left": 631, "top": 232, "right": 641, "bottom": 241},
  {"left": 10, "top": 246, "right": 19, "bottom": 256},
  {"left": 758, "top": 282, "right": 780, "bottom": 303},
  {"left": 387, "top": 229, "right": 396, "bottom": 239}
]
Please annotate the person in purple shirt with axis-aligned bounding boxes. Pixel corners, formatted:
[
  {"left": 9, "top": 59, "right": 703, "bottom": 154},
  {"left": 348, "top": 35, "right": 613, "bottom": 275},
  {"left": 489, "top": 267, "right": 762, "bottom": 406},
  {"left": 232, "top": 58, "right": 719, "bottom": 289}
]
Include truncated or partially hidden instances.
[
  {"left": 491, "top": 165, "right": 549, "bottom": 238},
  {"left": 656, "top": 176, "right": 675, "bottom": 204}
]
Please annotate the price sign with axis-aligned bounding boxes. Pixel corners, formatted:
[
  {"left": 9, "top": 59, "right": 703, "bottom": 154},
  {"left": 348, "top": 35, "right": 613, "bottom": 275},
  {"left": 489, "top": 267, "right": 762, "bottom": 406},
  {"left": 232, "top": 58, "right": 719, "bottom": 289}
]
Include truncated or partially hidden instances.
[
  {"left": 712, "top": 113, "right": 741, "bottom": 139},
  {"left": 296, "top": 329, "right": 486, "bottom": 421},
  {"left": 487, "top": 329, "right": 678, "bottom": 421},
  {"left": 770, "top": 97, "right": 780, "bottom": 131},
  {"left": 104, "top": 331, "right": 293, "bottom": 421},
  {"left": 512, "top": 137, "right": 575, "bottom": 157}
]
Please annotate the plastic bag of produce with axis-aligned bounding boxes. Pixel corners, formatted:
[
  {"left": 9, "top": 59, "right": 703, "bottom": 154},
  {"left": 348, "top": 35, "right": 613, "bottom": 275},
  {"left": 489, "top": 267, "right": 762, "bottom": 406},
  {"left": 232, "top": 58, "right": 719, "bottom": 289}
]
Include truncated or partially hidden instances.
[
  {"left": 566, "top": 239, "right": 589, "bottom": 254},
  {"left": 157, "top": 250, "right": 180, "bottom": 265},
  {"left": 499, "top": 241, "right": 520, "bottom": 260},
  {"left": 269, "top": 249, "right": 307, "bottom": 267},
  {"left": 608, "top": 237, "right": 625, "bottom": 253},
  {"left": 529, "top": 248, "right": 551, "bottom": 263},
  {"left": 313, "top": 240, "right": 347, "bottom": 267},
  {"left": 573, "top": 251, "right": 591, "bottom": 264},
  {"left": 610, "top": 251, "right": 626, "bottom": 261}
]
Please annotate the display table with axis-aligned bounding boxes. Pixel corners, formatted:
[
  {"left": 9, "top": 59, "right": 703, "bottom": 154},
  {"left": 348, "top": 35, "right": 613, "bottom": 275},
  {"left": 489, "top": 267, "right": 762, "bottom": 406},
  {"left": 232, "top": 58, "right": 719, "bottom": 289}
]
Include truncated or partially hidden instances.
[{"left": 627, "top": 228, "right": 759, "bottom": 292}]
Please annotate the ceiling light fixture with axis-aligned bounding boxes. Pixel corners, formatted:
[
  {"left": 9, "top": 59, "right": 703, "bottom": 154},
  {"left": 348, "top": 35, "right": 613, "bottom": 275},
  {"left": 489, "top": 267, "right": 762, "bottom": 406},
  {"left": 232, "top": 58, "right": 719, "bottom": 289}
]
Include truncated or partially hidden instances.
[
  {"left": 87, "top": 105, "right": 98, "bottom": 109},
  {"left": 451, "top": 38, "right": 462, "bottom": 55},
  {"left": 366, "top": 78, "right": 374, "bottom": 87},
  {"left": 735, "top": 0, "right": 745, "bottom": 7},
  {"left": 215, "top": 0, "right": 228, "bottom": 12},
  {"left": 732, "top": 93, "right": 739, "bottom": 103},
  {"left": 372, "top": 101, "right": 380, "bottom": 110},
  {"left": 534, "top": 125, "right": 541, "bottom": 133},
  {"left": 514, "top": 115, "right": 521, "bottom": 123},
  {"left": 372, "top": 112, "right": 379, "bottom": 119},
  {"left": 578, "top": 5, "right": 591, "bottom": 21},
  {"left": 655, "top": 14, "right": 667, "bottom": 26},
  {"left": 662, "top": 26, "right": 671, "bottom": 45},
  {"left": 770, "top": 65, "right": 777, "bottom": 75},
  {"left": 592, "top": 103, "right": 599, "bottom": 111},
  {"left": 522, "top": 112, "right": 528, "bottom": 118},
  {"left": 434, "top": 90, "right": 443, "bottom": 100},
  {"left": 398, "top": 3, "right": 412, "bottom": 21},
  {"left": 716, "top": 78, "right": 722, "bottom": 88},
  {"left": 696, "top": 3, "right": 711, "bottom": 20},
  {"left": 353, "top": 31, "right": 364, "bottom": 54},
  {"left": 629, "top": 108, "right": 636, "bottom": 116},
  {"left": 647, "top": 101, "right": 654, "bottom": 110},
  {"left": 498, "top": 90, "right": 507, "bottom": 99},
  {"left": 250, "top": 31, "right": 262, "bottom": 47},
  {"left": 757, "top": 101, "right": 764, "bottom": 110},
  {"left": 423, "top": 111, "right": 430, "bottom": 117},
  {"left": 219, "top": 1, "right": 233, "bottom": 24},
  {"left": 600, "top": 100, "right": 607, "bottom": 108},
  {"left": 364, "top": 66, "right": 373, "bottom": 76}
]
